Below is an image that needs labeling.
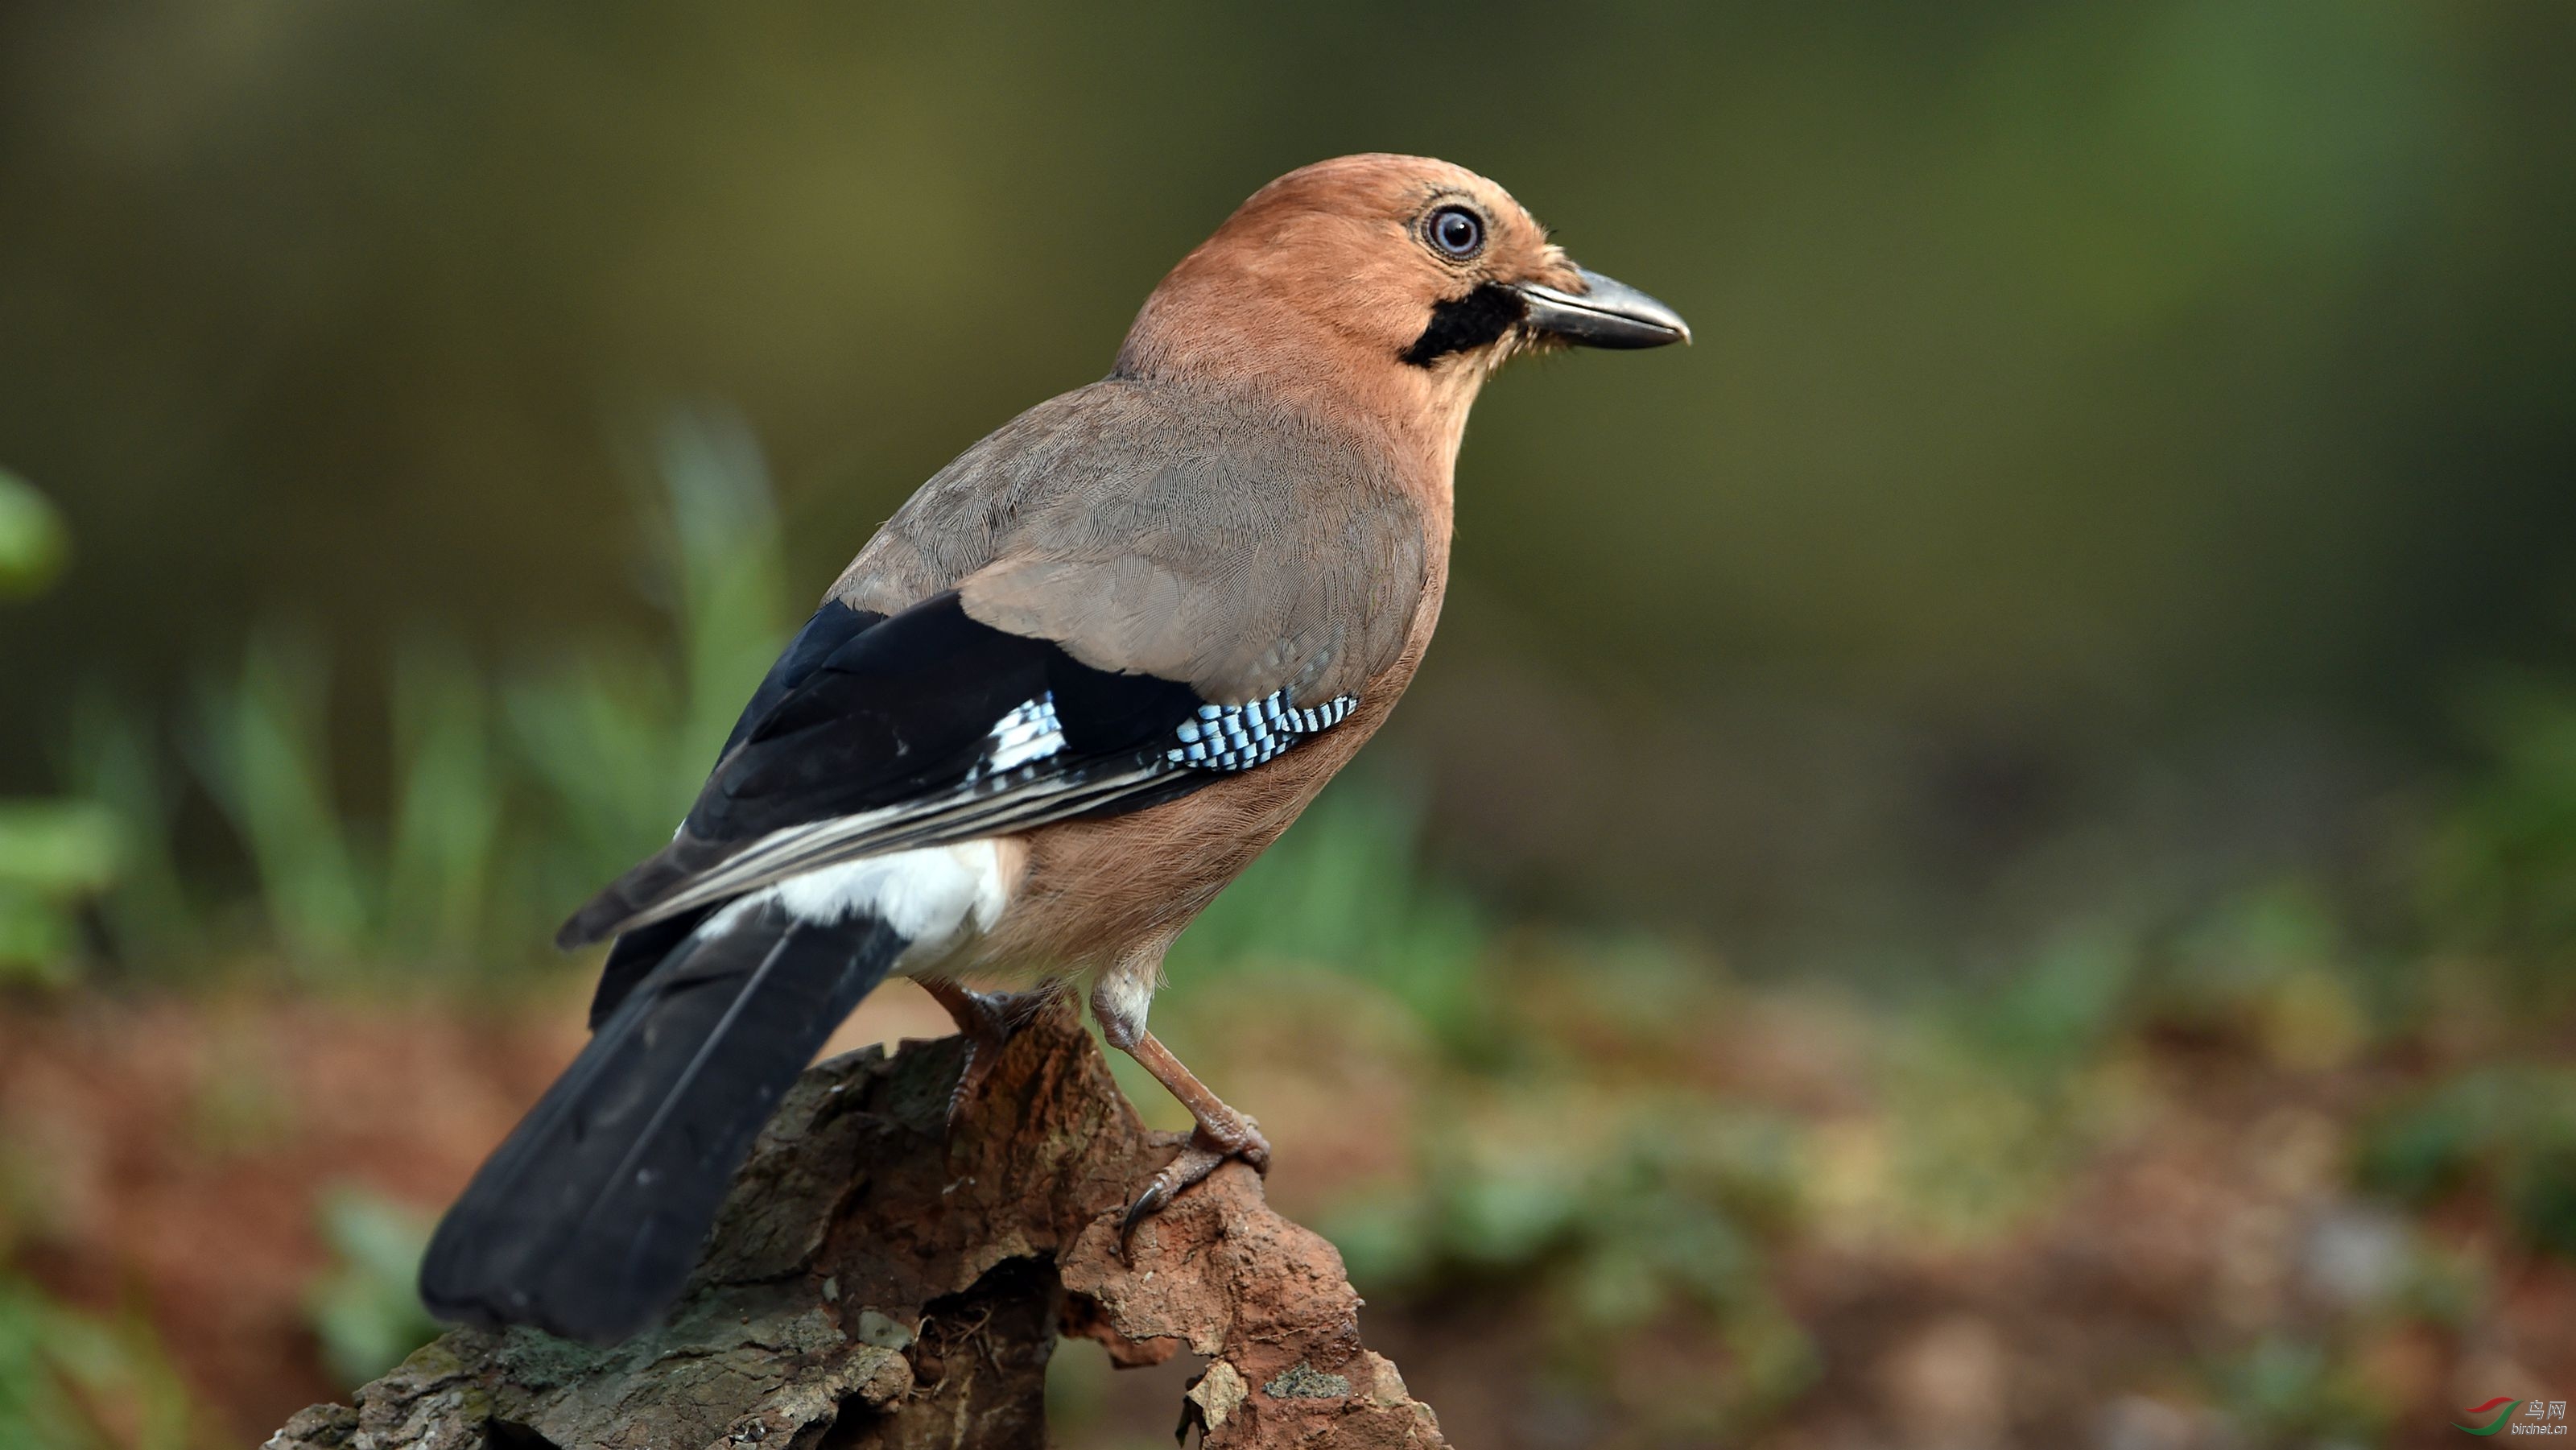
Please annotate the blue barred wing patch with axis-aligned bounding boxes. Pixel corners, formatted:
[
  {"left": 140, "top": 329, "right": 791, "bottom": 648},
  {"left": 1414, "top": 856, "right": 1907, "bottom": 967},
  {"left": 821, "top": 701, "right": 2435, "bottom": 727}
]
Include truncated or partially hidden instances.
[{"left": 1165, "top": 691, "right": 1357, "bottom": 772}]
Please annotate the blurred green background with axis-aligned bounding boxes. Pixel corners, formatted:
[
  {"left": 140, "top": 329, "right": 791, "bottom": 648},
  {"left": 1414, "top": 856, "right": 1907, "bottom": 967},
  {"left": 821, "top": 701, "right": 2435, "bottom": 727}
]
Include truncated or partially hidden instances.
[{"left": 0, "top": 4, "right": 2571, "bottom": 1448}]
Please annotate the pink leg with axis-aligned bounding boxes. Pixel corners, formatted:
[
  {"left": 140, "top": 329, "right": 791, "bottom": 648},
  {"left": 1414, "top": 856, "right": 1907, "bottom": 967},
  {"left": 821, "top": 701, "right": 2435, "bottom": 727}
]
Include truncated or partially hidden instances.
[{"left": 1089, "top": 980, "right": 1270, "bottom": 1255}]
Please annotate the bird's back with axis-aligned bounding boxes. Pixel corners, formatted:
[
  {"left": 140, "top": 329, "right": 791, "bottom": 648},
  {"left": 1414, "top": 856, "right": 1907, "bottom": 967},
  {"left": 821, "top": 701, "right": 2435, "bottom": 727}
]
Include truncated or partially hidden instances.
[{"left": 831, "top": 376, "right": 1438, "bottom": 708}]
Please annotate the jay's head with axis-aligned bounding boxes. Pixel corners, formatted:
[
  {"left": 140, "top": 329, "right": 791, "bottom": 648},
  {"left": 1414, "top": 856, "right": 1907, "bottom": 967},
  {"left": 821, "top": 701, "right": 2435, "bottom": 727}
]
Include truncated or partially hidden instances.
[{"left": 1117, "top": 155, "right": 1687, "bottom": 427}]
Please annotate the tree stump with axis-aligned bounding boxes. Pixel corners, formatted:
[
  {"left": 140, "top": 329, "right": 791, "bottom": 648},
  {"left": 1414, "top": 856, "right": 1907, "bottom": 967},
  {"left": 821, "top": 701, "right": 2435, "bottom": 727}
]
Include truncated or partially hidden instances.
[{"left": 263, "top": 1002, "right": 1447, "bottom": 1449}]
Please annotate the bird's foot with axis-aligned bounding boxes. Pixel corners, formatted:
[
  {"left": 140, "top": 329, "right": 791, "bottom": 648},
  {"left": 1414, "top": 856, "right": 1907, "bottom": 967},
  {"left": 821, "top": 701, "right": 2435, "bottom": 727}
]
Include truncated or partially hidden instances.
[
  {"left": 920, "top": 980, "right": 1055, "bottom": 1130},
  {"left": 1118, "top": 1107, "right": 1270, "bottom": 1258}
]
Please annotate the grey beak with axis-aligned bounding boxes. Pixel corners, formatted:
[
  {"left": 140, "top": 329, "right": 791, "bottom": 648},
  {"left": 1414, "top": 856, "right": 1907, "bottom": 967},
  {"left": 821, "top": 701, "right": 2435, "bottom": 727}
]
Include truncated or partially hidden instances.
[{"left": 1515, "top": 266, "right": 1690, "bottom": 349}]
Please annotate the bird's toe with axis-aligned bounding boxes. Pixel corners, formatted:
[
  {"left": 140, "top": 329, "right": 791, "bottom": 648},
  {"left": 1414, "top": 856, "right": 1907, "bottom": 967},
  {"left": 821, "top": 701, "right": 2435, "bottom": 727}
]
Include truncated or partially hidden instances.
[{"left": 1115, "top": 1125, "right": 1269, "bottom": 1259}]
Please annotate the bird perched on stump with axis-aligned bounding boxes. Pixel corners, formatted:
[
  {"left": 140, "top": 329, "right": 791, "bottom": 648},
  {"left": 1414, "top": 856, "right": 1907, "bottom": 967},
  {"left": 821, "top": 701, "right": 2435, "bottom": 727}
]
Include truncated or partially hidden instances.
[{"left": 420, "top": 153, "right": 1688, "bottom": 1343}]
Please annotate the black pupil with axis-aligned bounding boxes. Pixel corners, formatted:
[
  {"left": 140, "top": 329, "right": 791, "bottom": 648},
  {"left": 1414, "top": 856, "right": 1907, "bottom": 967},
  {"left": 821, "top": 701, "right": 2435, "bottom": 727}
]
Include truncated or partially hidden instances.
[{"left": 1435, "top": 210, "right": 1479, "bottom": 254}]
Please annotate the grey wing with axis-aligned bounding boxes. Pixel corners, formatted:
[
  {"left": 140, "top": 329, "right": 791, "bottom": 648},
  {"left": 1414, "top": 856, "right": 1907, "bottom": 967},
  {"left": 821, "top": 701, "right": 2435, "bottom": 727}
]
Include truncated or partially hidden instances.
[
  {"left": 917, "top": 386, "right": 1432, "bottom": 705},
  {"left": 832, "top": 382, "right": 1430, "bottom": 707}
]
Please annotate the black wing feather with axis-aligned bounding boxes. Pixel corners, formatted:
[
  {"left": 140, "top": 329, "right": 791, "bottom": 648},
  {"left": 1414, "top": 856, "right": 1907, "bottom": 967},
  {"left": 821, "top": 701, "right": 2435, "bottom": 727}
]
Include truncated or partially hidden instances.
[
  {"left": 716, "top": 599, "right": 889, "bottom": 761},
  {"left": 588, "top": 601, "right": 891, "bottom": 1027},
  {"left": 559, "top": 593, "right": 1216, "bottom": 948},
  {"left": 687, "top": 594, "right": 1179, "bottom": 837}
]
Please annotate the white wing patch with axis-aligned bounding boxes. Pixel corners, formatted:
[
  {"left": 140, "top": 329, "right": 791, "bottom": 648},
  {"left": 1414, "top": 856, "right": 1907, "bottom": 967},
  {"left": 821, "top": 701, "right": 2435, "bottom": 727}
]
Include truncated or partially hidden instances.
[{"left": 977, "top": 692, "right": 1067, "bottom": 778}]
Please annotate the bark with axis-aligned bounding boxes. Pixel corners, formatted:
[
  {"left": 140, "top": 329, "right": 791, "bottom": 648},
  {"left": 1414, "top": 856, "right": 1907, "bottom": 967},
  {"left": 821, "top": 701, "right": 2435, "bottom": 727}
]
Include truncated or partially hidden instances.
[{"left": 264, "top": 1002, "right": 1446, "bottom": 1450}]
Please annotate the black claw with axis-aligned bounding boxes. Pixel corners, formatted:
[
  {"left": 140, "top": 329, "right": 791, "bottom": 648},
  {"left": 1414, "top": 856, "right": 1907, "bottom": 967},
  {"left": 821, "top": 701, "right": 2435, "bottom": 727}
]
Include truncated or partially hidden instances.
[
  {"left": 943, "top": 1044, "right": 986, "bottom": 1134},
  {"left": 1118, "top": 1175, "right": 1174, "bottom": 1260},
  {"left": 1115, "top": 1140, "right": 1242, "bottom": 1260},
  {"left": 935, "top": 985, "right": 1059, "bottom": 1136}
]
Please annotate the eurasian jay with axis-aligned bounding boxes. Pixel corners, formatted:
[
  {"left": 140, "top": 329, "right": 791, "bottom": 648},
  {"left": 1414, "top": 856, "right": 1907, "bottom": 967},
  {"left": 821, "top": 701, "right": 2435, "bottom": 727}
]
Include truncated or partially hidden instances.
[{"left": 419, "top": 154, "right": 1687, "bottom": 1343}]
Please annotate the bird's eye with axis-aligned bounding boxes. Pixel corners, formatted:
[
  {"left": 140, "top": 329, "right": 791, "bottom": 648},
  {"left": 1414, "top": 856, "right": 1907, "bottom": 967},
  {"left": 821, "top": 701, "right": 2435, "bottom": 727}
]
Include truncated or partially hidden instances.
[{"left": 1426, "top": 206, "right": 1484, "bottom": 260}]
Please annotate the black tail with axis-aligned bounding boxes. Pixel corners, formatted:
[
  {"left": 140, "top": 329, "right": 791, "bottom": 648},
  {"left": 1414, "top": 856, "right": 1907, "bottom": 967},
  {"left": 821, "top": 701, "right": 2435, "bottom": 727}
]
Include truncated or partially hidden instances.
[{"left": 419, "top": 903, "right": 905, "bottom": 1343}]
